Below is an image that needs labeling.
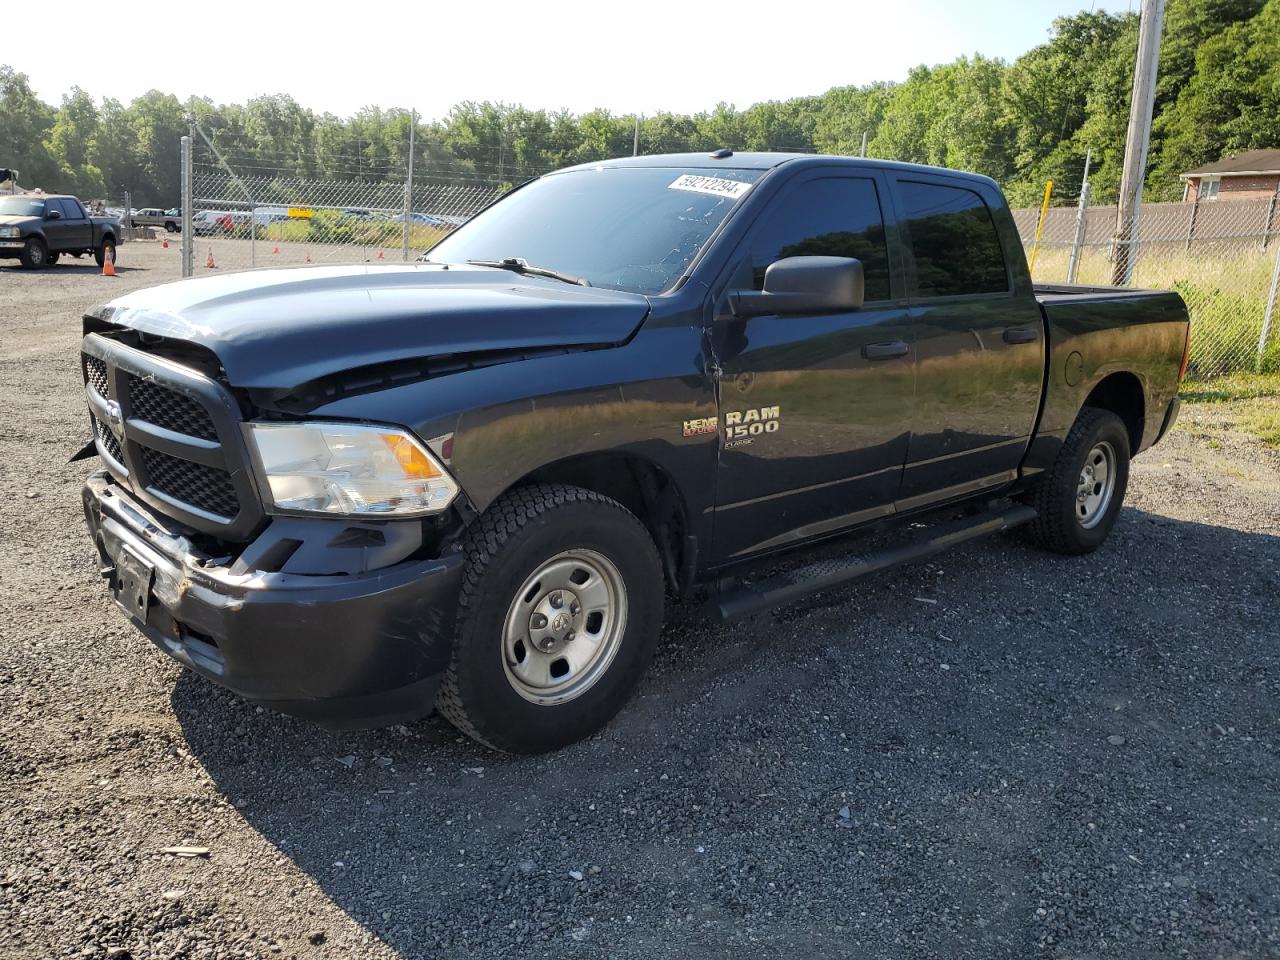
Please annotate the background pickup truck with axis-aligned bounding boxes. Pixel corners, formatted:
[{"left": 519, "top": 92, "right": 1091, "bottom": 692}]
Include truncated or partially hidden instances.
[
  {"left": 77, "top": 151, "right": 1189, "bottom": 753},
  {"left": 129, "top": 207, "right": 182, "bottom": 232},
  {"left": 0, "top": 194, "right": 120, "bottom": 269}
]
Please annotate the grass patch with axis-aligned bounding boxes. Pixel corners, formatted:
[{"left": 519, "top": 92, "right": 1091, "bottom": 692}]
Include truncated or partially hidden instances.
[
  {"left": 1238, "top": 409, "right": 1280, "bottom": 447},
  {"left": 1180, "top": 371, "right": 1280, "bottom": 403}
]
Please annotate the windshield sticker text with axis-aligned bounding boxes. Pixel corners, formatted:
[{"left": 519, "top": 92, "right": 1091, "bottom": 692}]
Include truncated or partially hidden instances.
[{"left": 668, "top": 175, "right": 753, "bottom": 200}]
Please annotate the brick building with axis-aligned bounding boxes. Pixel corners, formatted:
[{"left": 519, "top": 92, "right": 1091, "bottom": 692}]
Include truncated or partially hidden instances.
[{"left": 1180, "top": 148, "right": 1280, "bottom": 202}]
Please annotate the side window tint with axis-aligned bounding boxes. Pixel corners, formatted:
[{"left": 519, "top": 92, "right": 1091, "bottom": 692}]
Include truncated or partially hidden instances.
[
  {"left": 897, "top": 181, "right": 1008, "bottom": 297},
  {"left": 750, "top": 177, "right": 890, "bottom": 301},
  {"left": 64, "top": 198, "right": 85, "bottom": 218}
]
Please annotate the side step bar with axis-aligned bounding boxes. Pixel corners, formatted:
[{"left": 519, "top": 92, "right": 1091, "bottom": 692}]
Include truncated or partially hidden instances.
[{"left": 712, "top": 503, "right": 1037, "bottom": 621}]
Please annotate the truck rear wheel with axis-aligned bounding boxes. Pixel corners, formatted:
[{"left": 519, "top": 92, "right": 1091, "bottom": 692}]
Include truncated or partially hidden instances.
[
  {"left": 95, "top": 238, "right": 116, "bottom": 268},
  {"left": 1023, "top": 407, "right": 1130, "bottom": 555},
  {"left": 436, "top": 483, "right": 664, "bottom": 753},
  {"left": 19, "top": 237, "right": 47, "bottom": 269}
]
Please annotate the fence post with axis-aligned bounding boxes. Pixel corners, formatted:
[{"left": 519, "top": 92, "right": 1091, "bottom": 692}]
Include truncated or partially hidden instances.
[
  {"left": 1258, "top": 243, "right": 1280, "bottom": 371},
  {"left": 181, "top": 134, "right": 193, "bottom": 278},
  {"left": 1262, "top": 190, "right": 1277, "bottom": 252},
  {"left": 1184, "top": 196, "right": 1199, "bottom": 252},
  {"left": 1066, "top": 150, "right": 1092, "bottom": 285},
  {"left": 122, "top": 190, "right": 131, "bottom": 243},
  {"left": 402, "top": 109, "right": 416, "bottom": 262},
  {"left": 1066, "top": 182, "right": 1091, "bottom": 284}
]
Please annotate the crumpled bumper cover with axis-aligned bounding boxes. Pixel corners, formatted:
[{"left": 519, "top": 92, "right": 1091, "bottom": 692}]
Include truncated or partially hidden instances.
[{"left": 82, "top": 471, "right": 464, "bottom": 728}]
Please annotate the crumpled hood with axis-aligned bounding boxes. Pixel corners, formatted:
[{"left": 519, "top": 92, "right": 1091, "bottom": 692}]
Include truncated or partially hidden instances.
[{"left": 91, "top": 263, "right": 651, "bottom": 389}]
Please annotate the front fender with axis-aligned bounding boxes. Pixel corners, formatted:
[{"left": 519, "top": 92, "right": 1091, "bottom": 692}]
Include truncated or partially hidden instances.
[{"left": 306, "top": 322, "right": 720, "bottom": 535}]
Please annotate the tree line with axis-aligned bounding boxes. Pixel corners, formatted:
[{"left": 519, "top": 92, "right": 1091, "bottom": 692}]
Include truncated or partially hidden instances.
[{"left": 2, "top": 0, "right": 1276, "bottom": 209}]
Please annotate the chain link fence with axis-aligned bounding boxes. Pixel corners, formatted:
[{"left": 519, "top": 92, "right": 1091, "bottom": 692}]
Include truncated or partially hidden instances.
[
  {"left": 1016, "top": 196, "right": 1280, "bottom": 378},
  {"left": 174, "top": 127, "right": 1279, "bottom": 381},
  {"left": 182, "top": 128, "right": 504, "bottom": 275}
]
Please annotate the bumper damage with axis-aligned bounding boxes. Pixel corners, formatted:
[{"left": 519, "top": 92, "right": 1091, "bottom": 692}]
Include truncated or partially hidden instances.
[{"left": 82, "top": 471, "right": 464, "bottom": 728}]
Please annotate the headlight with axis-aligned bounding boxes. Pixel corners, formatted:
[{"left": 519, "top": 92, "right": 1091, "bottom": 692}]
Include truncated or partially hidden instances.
[
  {"left": 246, "top": 421, "right": 459, "bottom": 517},
  {"left": 0, "top": 227, "right": 20, "bottom": 238}
]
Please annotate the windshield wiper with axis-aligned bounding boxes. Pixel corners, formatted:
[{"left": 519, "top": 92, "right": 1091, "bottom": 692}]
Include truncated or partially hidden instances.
[{"left": 467, "top": 257, "right": 591, "bottom": 287}]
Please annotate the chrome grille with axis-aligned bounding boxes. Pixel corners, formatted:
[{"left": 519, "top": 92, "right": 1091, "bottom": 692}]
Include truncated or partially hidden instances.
[
  {"left": 127, "top": 374, "right": 218, "bottom": 441},
  {"left": 80, "top": 336, "right": 261, "bottom": 539},
  {"left": 140, "top": 448, "right": 239, "bottom": 518},
  {"left": 84, "top": 356, "right": 109, "bottom": 398},
  {"left": 92, "top": 414, "right": 123, "bottom": 464}
]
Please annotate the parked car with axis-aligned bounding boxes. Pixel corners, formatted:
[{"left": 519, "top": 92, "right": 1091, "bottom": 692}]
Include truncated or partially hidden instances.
[
  {"left": 190, "top": 210, "right": 228, "bottom": 236},
  {"left": 78, "top": 152, "right": 1189, "bottom": 752},
  {"left": 130, "top": 207, "right": 182, "bottom": 232},
  {"left": 394, "top": 211, "right": 451, "bottom": 226},
  {"left": 0, "top": 194, "right": 121, "bottom": 269}
]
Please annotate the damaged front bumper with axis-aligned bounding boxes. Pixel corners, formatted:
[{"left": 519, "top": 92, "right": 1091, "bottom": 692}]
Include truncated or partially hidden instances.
[{"left": 82, "top": 471, "right": 465, "bottom": 728}]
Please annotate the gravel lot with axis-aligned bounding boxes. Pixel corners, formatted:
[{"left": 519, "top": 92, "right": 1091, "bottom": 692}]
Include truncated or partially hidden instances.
[{"left": 2, "top": 243, "right": 1278, "bottom": 959}]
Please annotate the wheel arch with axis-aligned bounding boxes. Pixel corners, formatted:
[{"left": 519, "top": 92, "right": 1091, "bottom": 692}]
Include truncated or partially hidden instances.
[
  {"left": 1083, "top": 371, "right": 1145, "bottom": 453},
  {"left": 494, "top": 451, "right": 694, "bottom": 596}
]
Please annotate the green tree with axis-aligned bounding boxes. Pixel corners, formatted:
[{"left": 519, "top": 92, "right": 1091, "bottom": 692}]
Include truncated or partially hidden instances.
[
  {"left": 0, "top": 66, "right": 57, "bottom": 188},
  {"left": 1149, "top": 0, "right": 1280, "bottom": 197},
  {"left": 871, "top": 55, "right": 1014, "bottom": 182}
]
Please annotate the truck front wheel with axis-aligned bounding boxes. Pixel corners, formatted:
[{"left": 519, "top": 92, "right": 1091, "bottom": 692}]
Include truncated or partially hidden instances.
[
  {"left": 19, "top": 237, "right": 47, "bottom": 269},
  {"left": 437, "top": 483, "right": 664, "bottom": 753},
  {"left": 1023, "top": 407, "right": 1131, "bottom": 555}
]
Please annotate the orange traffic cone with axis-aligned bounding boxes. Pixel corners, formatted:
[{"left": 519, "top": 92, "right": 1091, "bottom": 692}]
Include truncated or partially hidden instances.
[
  {"left": 206, "top": 247, "right": 216, "bottom": 269},
  {"left": 101, "top": 248, "right": 116, "bottom": 277},
  {"left": 377, "top": 248, "right": 385, "bottom": 260},
  {"left": 161, "top": 235, "right": 169, "bottom": 249},
  {"left": 272, "top": 242, "right": 280, "bottom": 255}
]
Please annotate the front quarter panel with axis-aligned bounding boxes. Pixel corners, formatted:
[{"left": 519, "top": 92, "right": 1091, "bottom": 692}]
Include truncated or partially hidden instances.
[{"left": 307, "top": 316, "right": 719, "bottom": 542}]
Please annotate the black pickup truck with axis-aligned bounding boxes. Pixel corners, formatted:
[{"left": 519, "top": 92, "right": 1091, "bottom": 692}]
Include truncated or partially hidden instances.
[
  {"left": 0, "top": 194, "right": 120, "bottom": 269},
  {"left": 77, "top": 152, "right": 1189, "bottom": 752}
]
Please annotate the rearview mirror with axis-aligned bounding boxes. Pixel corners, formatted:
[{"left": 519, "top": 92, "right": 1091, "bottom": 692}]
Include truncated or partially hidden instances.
[
  {"left": 729, "top": 256, "right": 864, "bottom": 318},
  {"left": 45, "top": 209, "right": 61, "bottom": 221}
]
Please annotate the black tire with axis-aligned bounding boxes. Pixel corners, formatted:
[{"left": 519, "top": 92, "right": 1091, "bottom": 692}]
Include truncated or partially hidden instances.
[
  {"left": 437, "top": 483, "right": 664, "bottom": 753},
  {"left": 1023, "top": 407, "right": 1130, "bottom": 555},
  {"left": 95, "top": 238, "right": 116, "bottom": 268},
  {"left": 165, "top": 222, "right": 178, "bottom": 233},
  {"left": 18, "top": 237, "right": 47, "bottom": 269},
  {"left": 46, "top": 252, "right": 59, "bottom": 265}
]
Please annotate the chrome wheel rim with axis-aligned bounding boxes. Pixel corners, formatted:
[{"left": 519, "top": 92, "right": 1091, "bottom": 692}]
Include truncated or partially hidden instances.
[
  {"left": 1075, "top": 440, "right": 1116, "bottom": 529},
  {"left": 501, "top": 549, "right": 627, "bottom": 705}
]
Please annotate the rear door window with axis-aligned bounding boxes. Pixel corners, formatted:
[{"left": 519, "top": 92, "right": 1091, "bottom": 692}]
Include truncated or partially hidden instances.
[
  {"left": 748, "top": 177, "right": 891, "bottom": 301},
  {"left": 896, "top": 180, "right": 1008, "bottom": 297},
  {"left": 60, "top": 198, "right": 86, "bottom": 219}
]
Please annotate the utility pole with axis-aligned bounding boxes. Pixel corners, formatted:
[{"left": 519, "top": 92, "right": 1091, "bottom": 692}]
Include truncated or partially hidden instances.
[
  {"left": 633, "top": 115, "right": 640, "bottom": 156},
  {"left": 1111, "top": 0, "right": 1165, "bottom": 286}
]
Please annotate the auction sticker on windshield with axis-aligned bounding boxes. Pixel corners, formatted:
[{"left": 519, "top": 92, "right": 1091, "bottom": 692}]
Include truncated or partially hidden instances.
[{"left": 668, "top": 174, "right": 753, "bottom": 199}]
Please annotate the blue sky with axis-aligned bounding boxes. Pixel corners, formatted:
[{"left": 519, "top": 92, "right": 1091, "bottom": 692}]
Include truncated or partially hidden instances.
[{"left": 16, "top": 0, "right": 1132, "bottom": 119}]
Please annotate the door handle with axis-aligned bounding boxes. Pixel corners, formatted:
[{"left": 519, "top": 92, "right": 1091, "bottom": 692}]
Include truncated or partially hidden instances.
[
  {"left": 862, "top": 340, "right": 910, "bottom": 361},
  {"left": 1003, "top": 327, "right": 1039, "bottom": 344}
]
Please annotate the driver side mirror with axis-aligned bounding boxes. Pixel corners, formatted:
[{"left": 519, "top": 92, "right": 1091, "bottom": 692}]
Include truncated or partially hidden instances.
[
  {"left": 729, "top": 256, "right": 864, "bottom": 318},
  {"left": 45, "top": 209, "right": 61, "bottom": 221}
]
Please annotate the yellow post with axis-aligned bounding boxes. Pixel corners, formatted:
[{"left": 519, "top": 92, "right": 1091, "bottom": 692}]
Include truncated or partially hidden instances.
[{"left": 1028, "top": 180, "right": 1054, "bottom": 275}]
